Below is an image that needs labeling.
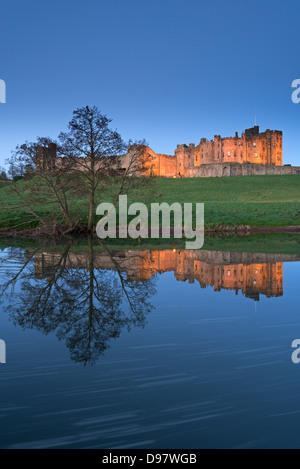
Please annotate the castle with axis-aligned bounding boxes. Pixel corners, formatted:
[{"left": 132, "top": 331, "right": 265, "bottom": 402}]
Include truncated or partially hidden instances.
[
  {"left": 136, "top": 125, "right": 283, "bottom": 178},
  {"left": 36, "top": 126, "right": 300, "bottom": 178}
]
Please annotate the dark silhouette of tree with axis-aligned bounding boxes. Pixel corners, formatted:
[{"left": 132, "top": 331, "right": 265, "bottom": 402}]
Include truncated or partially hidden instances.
[
  {"left": 5, "top": 138, "right": 78, "bottom": 230},
  {"left": 5, "top": 106, "right": 154, "bottom": 232},
  {"left": 59, "top": 105, "right": 153, "bottom": 231},
  {"left": 0, "top": 238, "right": 156, "bottom": 365},
  {"left": 0, "top": 167, "right": 7, "bottom": 180}
]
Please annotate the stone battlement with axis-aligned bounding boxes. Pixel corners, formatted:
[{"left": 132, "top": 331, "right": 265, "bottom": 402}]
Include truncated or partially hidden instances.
[
  {"left": 134, "top": 126, "right": 284, "bottom": 177},
  {"left": 35, "top": 126, "right": 294, "bottom": 178}
]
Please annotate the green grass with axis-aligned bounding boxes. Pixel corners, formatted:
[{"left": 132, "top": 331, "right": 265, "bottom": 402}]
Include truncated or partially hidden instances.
[
  {"left": 135, "top": 175, "right": 300, "bottom": 229},
  {"left": 0, "top": 174, "right": 299, "bottom": 230}
]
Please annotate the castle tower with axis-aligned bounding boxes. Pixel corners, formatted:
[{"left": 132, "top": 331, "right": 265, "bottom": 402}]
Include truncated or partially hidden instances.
[
  {"left": 36, "top": 143, "right": 57, "bottom": 171},
  {"left": 175, "top": 143, "right": 195, "bottom": 176},
  {"left": 241, "top": 127, "right": 282, "bottom": 166}
]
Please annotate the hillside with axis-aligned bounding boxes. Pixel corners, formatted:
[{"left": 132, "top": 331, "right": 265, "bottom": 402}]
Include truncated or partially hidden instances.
[{"left": 0, "top": 174, "right": 299, "bottom": 231}]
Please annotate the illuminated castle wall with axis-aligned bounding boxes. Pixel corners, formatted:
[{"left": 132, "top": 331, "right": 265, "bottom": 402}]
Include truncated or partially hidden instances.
[
  {"left": 35, "top": 126, "right": 300, "bottom": 179},
  {"left": 139, "top": 126, "right": 284, "bottom": 177}
]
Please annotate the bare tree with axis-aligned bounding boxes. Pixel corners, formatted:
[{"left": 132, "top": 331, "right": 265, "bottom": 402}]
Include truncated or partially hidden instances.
[
  {"left": 6, "top": 138, "right": 80, "bottom": 231},
  {"left": 5, "top": 106, "right": 154, "bottom": 233},
  {"left": 59, "top": 105, "right": 154, "bottom": 231}
]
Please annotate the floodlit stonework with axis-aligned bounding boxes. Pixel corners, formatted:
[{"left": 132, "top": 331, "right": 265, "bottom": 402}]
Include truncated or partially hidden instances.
[{"left": 36, "top": 126, "right": 300, "bottom": 178}]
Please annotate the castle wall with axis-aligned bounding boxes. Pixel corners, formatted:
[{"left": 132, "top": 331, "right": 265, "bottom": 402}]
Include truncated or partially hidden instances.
[
  {"left": 130, "top": 147, "right": 177, "bottom": 177},
  {"left": 194, "top": 138, "right": 221, "bottom": 166},
  {"left": 191, "top": 127, "right": 283, "bottom": 169},
  {"left": 35, "top": 127, "right": 289, "bottom": 178},
  {"left": 158, "top": 154, "right": 177, "bottom": 177},
  {"left": 186, "top": 162, "right": 300, "bottom": 178},
  {"left": 222, "top": 136, "right": 244, "bottom": 164}
]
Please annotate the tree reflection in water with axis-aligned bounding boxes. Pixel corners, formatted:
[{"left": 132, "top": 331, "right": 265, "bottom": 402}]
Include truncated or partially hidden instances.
[{"left": 0, "top": 238, "right": 156, "bottom": 365}]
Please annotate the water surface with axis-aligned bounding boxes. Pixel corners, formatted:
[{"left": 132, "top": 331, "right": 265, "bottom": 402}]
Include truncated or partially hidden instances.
[{"left": 0, "top": 239, "right": 299, "bottom": 449}]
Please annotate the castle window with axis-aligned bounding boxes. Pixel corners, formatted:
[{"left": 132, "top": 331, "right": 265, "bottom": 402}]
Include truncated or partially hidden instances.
[
  {"left": 253, "top": 142, "right": 256, "bottom": 147},
  {"left": 227, "top": 270, "right": 231, "bottom": 276},
  {"left": 227, "top": 151, "right": 231, "bottom": 156},
  {"left": 255, "top": 153, "right": 258, "bottom": 158},
  {"left": 234, "top": 152, "right": 236, "bottom": 157}
]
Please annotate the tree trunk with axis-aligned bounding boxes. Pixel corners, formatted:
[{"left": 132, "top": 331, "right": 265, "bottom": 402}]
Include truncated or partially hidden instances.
[
  {"left": 87, "top": 147, "right": 96, "bottom": 231},
  {"left": 88, "top": 182, "right": 95, "bottom": 231}
]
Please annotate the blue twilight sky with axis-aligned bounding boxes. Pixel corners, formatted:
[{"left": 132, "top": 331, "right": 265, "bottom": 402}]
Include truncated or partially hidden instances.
[{"left": 0, "top": 0, "right": 300, "bottom": 168}]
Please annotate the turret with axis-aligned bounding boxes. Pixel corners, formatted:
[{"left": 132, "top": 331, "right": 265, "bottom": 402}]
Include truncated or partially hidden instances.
[{"left": 36, "top": 143, "right": 57, "bottom": 171}]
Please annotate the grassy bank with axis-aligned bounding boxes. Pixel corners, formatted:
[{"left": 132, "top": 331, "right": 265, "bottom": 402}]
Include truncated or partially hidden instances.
[{"left": 0, "top": 174, "right": 299, "bottom": 231}]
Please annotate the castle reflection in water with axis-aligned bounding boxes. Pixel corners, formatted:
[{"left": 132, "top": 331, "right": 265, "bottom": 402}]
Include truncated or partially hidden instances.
[{"left": 34, "top": 248, "right": 291, "bottom": 302}]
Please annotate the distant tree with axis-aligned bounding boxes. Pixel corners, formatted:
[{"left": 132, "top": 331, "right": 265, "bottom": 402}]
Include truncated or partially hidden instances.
[
  {"left": 6, "top": 138, "right": 79, "bottom": 230},
  {"left": 7, "top": 154, "right": 26, "bottom": 180},
  {"left": 13, "top": 175, "right": 23, "bottom": 182},
  {"left": 0, "top": 167, "right": 7, "bottom": 180}
]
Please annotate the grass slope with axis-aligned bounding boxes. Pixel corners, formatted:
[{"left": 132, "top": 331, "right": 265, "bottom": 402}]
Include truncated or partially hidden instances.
[{"left": 0, "top": 174, "right": 299, "bottom": 230}]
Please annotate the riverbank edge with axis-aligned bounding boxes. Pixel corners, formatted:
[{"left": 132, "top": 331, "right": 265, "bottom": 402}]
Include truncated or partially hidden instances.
[{"left": 0, "top": 224, "right": 299, "bottom": 238}]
